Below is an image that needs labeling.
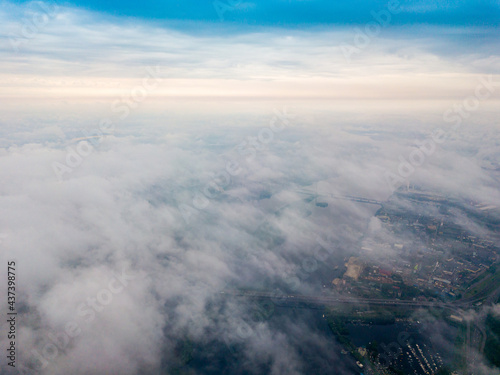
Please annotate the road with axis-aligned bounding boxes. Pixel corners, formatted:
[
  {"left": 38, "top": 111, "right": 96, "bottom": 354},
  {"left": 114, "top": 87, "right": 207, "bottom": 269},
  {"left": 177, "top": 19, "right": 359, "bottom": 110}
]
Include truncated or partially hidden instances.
[
  {"left": 223, "top": 287, "right": 496, "bottom": 373},
  {"left": 224, "top": 289, "right": 475, "bottom": 310}
]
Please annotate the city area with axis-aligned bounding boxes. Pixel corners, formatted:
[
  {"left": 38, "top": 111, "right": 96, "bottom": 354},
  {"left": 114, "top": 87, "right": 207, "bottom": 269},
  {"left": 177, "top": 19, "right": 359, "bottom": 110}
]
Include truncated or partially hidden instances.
[{"left": 231, "top": 186, "right": 500, "bottom": 375}]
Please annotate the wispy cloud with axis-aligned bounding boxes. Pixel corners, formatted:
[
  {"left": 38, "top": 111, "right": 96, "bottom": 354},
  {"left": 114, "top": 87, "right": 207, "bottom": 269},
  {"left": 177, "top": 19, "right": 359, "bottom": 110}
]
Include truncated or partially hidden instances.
[{"left": 1, "top": 2, "right": 499, "bottom": 102}]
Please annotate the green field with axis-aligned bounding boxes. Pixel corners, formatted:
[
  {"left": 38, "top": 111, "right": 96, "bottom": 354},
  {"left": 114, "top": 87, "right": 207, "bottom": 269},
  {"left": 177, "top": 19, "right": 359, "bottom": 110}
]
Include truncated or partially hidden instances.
[{"left": 463, "top": 264, "right": 500, "bottom": 300}]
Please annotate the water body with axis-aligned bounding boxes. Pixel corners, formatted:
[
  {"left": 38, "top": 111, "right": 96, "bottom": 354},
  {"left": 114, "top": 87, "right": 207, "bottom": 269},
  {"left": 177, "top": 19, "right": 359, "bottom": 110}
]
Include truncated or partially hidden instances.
[
  {"left": 347, "top": 321, "right": 420, "bottom": 348},
  {"left": 174, "top": 307, "right": 363, "bottom": 375},
  {"left": 347, "top": 321, "right": 453, "bottom": 374}
]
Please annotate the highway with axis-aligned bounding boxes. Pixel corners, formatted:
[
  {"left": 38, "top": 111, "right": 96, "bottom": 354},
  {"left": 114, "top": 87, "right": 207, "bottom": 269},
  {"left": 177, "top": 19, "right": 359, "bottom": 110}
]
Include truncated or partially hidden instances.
[
  {"left": 223, "top": 288, "right": 497, "bottom": 373},
  {"left": 223, "top": 289, "right": 458, "bottom": 309},
  {"left": 223, "top": 287, "right": 500, "bottom": 315}
]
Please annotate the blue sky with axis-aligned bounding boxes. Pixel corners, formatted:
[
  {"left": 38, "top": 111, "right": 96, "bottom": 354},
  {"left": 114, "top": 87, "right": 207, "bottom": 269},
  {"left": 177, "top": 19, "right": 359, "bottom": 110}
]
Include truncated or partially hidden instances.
[
  {"left": 1, "top": 0, "right": 499, "bottom": 103},
  {"left": 7, "top": 0, "right": 500, "bottom": 27}
]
